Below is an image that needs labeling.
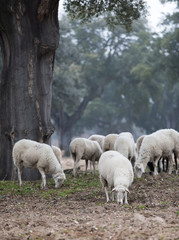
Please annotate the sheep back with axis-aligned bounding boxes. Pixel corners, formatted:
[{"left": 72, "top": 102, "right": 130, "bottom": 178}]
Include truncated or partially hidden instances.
[
  {"left": 98, "top": 150, "right": 134, "bottom": 189},
  {"left": 52, "top": 145, "right": 62, "bottom": 164},
  {"left": 102, "top": 134, "right": 119, "bottom": 152},
  {"left": 114, "top": 132, "right": 136, "bottom": 161},
  {"left": 88, "top": 134, "right": 105, "bottom": 150},
  {"left": 70, "top": 138, "right": 102, "bottom": 161},
  {"left": 13, "top": 139, "right": 62, "bottom": 174}
]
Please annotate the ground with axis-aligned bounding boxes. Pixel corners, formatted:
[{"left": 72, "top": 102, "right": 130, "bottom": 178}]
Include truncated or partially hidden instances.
[{"left": 0, "top": 157, "right": 179, "bottom": 240}]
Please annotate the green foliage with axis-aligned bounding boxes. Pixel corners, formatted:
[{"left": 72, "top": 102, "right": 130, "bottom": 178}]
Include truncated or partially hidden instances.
[
  {"left": 63, "top": 0, "right": 146, "bottom": 30},
  {"left": 137, "top": 204, "right": 146, "bottom": 210},
  {"left": 52, "top": 4, "right": 179, "bottom": 143},
  {"left": 52, "top": 16, "right": 86, "bottom": 116}
]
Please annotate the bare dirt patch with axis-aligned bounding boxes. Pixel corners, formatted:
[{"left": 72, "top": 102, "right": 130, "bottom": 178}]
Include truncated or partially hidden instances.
[{"left": 0, "top": 157, "right": 179, "bottom": 240}]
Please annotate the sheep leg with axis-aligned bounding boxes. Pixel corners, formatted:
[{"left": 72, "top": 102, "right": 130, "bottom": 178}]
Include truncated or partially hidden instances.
[
  {"left": 92, "top": 161, "right": 96, "bottom": 175},
  {"left": 168, "top": 155, "right": 173, "bottom": 174},
  {"left": 90, "top": 161, "right": 93, "bottom": 174},
  {"left": 111, "top": 191, "right": 114, "bottom": 201},
  {"left": 158, "top": 158, "right": 163, "bottom": 173},
  {"left": 104, "top": 187, "right": 110, "bottom": 202},
  {"left": 85, "top": 160, "right": 88, "bottom": 175},
  {"left": 38, "top": 168, "right": 46, "bottom": 189},
  {"left": 73, "top": 160, "right": 79, "bottom": 177},
  {"left": 174, "top": 154, "right": 178, "bottom": 174},
  {"left": 100, "top": 176, "right": 109, "bottom": 202},
  {"left": 17, "top": 166, "right": 23, "bottom": 187},
  {"left": 165, "top": 157, "right": 169, "bottom": 172},
  {"left": 124, "top": 191, "right": 128, "bottom": 205},
  {"left": 162, "top": 158, "right": 166, "bottom": 172},
  {"left": 153, "top": 157, "right": 160, "bottom": 176}
]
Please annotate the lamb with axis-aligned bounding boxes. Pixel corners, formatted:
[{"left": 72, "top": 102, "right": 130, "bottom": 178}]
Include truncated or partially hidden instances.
[
  {"left": 88, "top": 134, "right": 105, "bottom": 150},
  {"left": 13, "top": 139, "right": 66, "bottom": 189},
  {"left": 69, "top": 137, "right": 102, "bottom": 176},
  {"left": 134, "top": 129, "right": 179, "bottom": 178},
  {"left": 51, "top": 145, "right": 62, "bottom": 165},
  {"left": 114, "top": 132, "right": 136, "bottom": 166},
  {"left": 102, "top": 134, "right": 119, "bottom": 152},
  {"left": 98, "top": 150, "right": 134, "bottom": 204}
]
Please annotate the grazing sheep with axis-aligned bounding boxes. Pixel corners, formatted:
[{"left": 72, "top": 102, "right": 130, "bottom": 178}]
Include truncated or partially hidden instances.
[
  {"left": 87, "top": 134, "right": 105, "bottom": 172},
  {"left": 136, "top": 135, "right": 146, "bottom": 157},
  {"left": 134, "top": 129, "right": 179, "bottom": 178},
  {"left": 103, "top": 134, "right": 119, "bottom": 152},
  {"left": 88, "top": 134, "right": 105, "bottom": 150},
  {"left": 13, "top": 139, "right": 66, "bottom": 189},
  {"left": 69, "top": 138, "right": 102, "bottom": 176},
  {"left": 98, "top": 151, "right": 134, "bottom": 204},
  {"left": 136, "top": 135, "right": 173, "bottom": 174},
  {"left": 52, "top": 145, "right": 62, "bottom": 165},
  {"left": 114, "top": 132, "right": 136, "bottom": 166}
]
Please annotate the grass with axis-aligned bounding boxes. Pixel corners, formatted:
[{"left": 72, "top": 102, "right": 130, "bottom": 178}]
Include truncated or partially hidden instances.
[
  {"left": 0, "top": 172, "right": 101, "bottom": 199},
  {"left": 137, "top": 204, "right": 146, "bottom": 210}
]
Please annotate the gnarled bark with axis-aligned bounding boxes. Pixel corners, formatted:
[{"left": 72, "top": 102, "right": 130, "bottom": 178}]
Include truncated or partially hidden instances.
[{"left": 0, "top": 0, "right": 59, "bottom": 180}]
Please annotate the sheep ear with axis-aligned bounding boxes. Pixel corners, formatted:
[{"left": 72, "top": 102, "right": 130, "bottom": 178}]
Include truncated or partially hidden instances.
[{"left": 125, "top": 188, "right": 130, "bottom": 193}]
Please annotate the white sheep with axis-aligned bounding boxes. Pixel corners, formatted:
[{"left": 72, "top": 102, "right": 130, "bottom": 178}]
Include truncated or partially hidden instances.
[
  {"left": 87, "top": 134, "right": 105, "bottom": 172},
  {"left": 13, "top": 139, "right": 66, "bottom": 189},
  {"left": 134, "top": 129, "right": 179, "bottom": 178},
  {"left": 102, "top": 133, "right": 119, "bottom": 152},
  {"left": 98, "top": 150, "right": 134, "bottom": 204},
  {"left": 69, "top": 137, "right": 102, "bottom": 176},
  {"left": 136, "top": 135, "right": 146, "bottom": 157},
  {"left": 51, "top": 145, "right": 62, "bottom": 165},
  {"left": 114, "top": 132, "right": 136, "bottom": 166},
  {"left": 136, "top": 135, "right": 177, "bottom": 174},
  {"left": 88, "top": 134, "right": 105, "bottom": 150}
]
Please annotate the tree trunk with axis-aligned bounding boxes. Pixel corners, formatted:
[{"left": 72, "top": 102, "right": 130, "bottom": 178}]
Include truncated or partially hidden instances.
[
  {"left": 58, "top": 96, "right": 94, "bottom": 154},
  {"left": 0, "top": 0, "right": 59, "bottom": 180}
]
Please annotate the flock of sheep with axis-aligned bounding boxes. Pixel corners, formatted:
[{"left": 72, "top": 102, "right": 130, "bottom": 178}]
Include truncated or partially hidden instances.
[{"left": 12, "top": 128, "right": 179, "bottom": 205}]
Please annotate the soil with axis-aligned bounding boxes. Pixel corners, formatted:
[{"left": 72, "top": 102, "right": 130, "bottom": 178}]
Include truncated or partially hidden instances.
[{"left": 0, "top": 157, "right": 179, "bottom": 240}]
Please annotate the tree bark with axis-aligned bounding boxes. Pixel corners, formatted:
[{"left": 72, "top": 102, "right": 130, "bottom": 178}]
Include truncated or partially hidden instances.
[{"left": 0, "top": 0, "right": 59, "bottom": 180}]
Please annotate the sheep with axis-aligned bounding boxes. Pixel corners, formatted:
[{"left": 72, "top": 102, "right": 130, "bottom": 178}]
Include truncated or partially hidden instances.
[
  {"left": 136, "top": 135, "right": 146, "bottom": 158},
  {"left": 102, "top": 134, "right": 119, "bottom": 152},
  {"left": 87, "top": 134, "right": 105, "bottom": 172},
  {"left": 51, "top": 145, "right": 62, "bottom": 165},
  {"left": 134, "top": 129, "right": 179, "bottom": 178},
  {"left": 69, "top": 137, "right": 102, "bottom": 176},
  {"left": 114, "top": 132, "right": 136, "bottom": 166},
  {"left": 136, "top": 134, "right": 171, "bottom": 174},
  {"left": 98, "top": 150, "right": 134, "bottom": 204},
  {"left": 88, "top": 134, "right": 105, "bottom": 150},
  {"left": 12, "top": 139, "right": 66, "bottom": 189}
]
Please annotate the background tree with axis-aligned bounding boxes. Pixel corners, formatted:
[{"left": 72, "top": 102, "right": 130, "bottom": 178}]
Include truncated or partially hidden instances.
[
  {"left": 52, "top": 17, "right": 127, "bottom": 152},
  {"left": 69, "top": 14, "right": 179, "bottom": 139}
]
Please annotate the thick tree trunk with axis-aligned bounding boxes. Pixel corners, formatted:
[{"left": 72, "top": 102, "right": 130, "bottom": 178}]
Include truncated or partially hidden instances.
[{"left": 0, "top": 0, "right": 59, "bottom": 180}]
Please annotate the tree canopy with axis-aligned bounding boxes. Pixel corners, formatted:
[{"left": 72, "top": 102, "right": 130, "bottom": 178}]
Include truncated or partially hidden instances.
[
  {"left": 63, "top": 0, "right": 146, "bottom": 30},
  {"left": 52, "top": 3, "right": 179, "bottom": 150}
]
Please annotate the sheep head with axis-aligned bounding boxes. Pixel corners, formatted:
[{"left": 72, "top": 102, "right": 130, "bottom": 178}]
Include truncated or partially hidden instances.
[{"left": 53, "top": 171, "right": 66, "bottom": 188}]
